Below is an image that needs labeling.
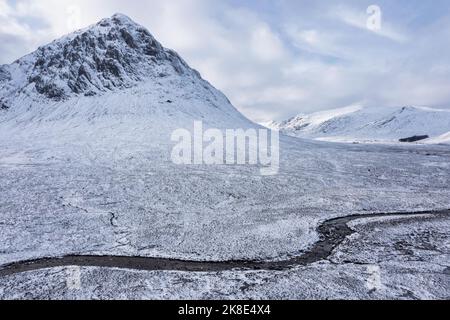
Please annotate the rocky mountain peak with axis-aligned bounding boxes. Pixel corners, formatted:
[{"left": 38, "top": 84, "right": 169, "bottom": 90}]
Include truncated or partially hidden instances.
[{"left": 2, "top": 14, "right": 198, "bottom": 101}]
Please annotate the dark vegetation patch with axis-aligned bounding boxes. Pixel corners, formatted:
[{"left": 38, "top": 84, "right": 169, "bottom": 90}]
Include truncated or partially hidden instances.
[{"left": 399, "top": 135, "right": 429, "bottom": 143}]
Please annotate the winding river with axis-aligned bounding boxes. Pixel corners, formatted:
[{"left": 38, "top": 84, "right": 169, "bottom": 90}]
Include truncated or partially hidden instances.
[{"left": 0, "top": 209, "right": 448, "bottom": 277}]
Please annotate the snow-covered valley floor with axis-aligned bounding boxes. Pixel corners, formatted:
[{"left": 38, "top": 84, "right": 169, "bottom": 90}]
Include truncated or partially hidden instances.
[
  {"left": 1, "top": 12, "right": 448, "bottom": 300},
  {"left": 0, "top": 136, "right": 449, "bottom": 299},
  {"left": 1, "top": 213, "right": 448, "bottom": 300}
]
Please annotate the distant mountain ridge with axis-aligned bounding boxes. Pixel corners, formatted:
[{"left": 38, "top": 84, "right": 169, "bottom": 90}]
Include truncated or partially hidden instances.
[{"left": 265, "top": 106, "right": 450, "bottom": 144}]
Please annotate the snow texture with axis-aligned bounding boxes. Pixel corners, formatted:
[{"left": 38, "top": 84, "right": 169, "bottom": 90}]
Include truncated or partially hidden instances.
[
  {"left": 0, "top": 14, "right": 449, "bottom": 300},
  {"left": 266, "top": 106, "right": 450, "bottom": 144}
]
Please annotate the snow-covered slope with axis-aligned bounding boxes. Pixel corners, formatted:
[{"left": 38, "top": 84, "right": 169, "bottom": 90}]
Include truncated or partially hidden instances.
[
  {"left": 0, "top": 13, "right": 253, "bottom": 147},
  {"left": 267, "top": 106, "right": 450, "bottom": 144},
  {"left": 426, "top": 132, "right": 450, "bottom": 144}
]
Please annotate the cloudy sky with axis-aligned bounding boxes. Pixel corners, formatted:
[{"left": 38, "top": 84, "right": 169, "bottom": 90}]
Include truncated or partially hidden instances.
[{"left": 1, "top": 0, "right": 450, "bottom": 122}]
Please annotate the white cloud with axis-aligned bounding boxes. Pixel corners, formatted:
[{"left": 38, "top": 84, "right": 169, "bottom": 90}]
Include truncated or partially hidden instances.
[
  {"left": 333, "top": 5, "right": 409, "bottom": 43},
  {"left": 249, "top": 23, "right": 287, "bottom": 62},
  {"left": 1, "top": 0, "right": 450, "bottom": 122},
  {"left": 0, "top": 0, "right": 12, "bottom": 16}
]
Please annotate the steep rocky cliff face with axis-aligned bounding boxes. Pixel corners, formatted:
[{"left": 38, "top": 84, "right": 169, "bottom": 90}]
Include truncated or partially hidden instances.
[
  {"left": 0, "top": 14, "right": 253, "bottom": 140},
  {"left": 1, "top": 14, "right": 199, "bottom": 101}
]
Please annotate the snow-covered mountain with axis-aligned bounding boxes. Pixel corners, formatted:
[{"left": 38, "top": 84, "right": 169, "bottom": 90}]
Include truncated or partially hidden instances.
[
  {"left": 0, "top": 13, "right": 253, "bottom": 147},
  {"left": 266, "top": 105, "right": 450, "bottom": 144},
  {"left": 2, "top": 14, "right": 450, "bottom": 301}
]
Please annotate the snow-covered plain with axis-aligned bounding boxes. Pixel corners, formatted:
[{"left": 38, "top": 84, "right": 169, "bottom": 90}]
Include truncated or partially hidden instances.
[
  {"left": 0, "top": 14, "right": 449, "bottom": 299},
  {"left": 0, "top": 135, "right": 449, "bottom": 299},
  {"left": 0, "top": 213, "right": 448, "bottom": 300}
]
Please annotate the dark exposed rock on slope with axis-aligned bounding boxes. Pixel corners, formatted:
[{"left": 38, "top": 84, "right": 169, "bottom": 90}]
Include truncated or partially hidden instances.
[{"left": 0, "top": 14, "right": 200, "bottom": 101}]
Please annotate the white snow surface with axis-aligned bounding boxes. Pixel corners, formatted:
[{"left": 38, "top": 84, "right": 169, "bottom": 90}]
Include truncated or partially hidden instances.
[
  {"left": 426, "top": 132, "right": 450, "bottom": 144},
  {"left": 0, "top": 14, "right": 449, "bottom": 300},
  {"left": 1, "top": 214, "right": 448, "bottom": 300},
  {"left": 266, "top": 106, "right": 450, "bottom": 144}
]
